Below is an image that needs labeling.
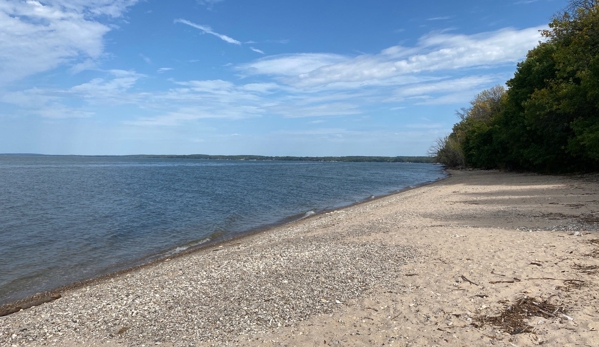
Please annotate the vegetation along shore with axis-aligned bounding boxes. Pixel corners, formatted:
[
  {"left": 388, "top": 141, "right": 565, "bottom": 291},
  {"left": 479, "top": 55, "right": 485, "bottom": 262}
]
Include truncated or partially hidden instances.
[{"left": 431, "top": 1, "right": 599, "bottom": 173}]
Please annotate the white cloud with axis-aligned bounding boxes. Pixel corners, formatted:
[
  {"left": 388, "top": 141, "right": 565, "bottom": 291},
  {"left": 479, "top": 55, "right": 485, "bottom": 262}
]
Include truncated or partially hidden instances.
[
  {"left": 428, "top": 16, "right": 452, "bottom": 21},
  {"left": 270, "top": 103, "right": 361, "bottom": 118},
  {"left": 250, "top": 47, "right": 265, "bottom": 54},
  {"left": 3, "top": 24, "right": 545, "bottom": 130},
  {"left": 237, "top": 53, "right": 347, "bottom": 77},
  {"left": 197, "top": 0, "right": 224, "bottom": 9},
  {"left": 0, "top": 0, "right": 137, "bottom": 86},
  {"left": 139, "top": 54, "right": 152, "bottom": 64},
  {"left": 128, "top": 104, "right": 262, "bottom": 126},
  {"left": 157, "top": 67, "right": 173, "bottom": 73},
  {"left": 70, "top": 59, "right": 99, "bottom": 74},
  {"left": 37, "top": 105, "right": 95, "bottom": 119},
  {"left": 239, "top": 83, "right": 282, "bottom": 93},
  {"left": 1, "top": 70, "right": 145, "bottom": 118},
  {"left": 238, "top": 27, "right": 545, "bottom": 89},
  {"left": 0, "top": 87, "right": 94, "bottom": 118},
  {"left": 70, "top": 70, "right": 145, "bottom": 100},
  {"left": 175, "top": 19, "right": 241, "bottom": 45},
  {"left": 394, "top": 75, "right": 497, "bottom": 97},
  {"left": 174, "top": 79, "right": 235, "bottom": 93},
  {"left": 0, "top": 88, "right": 57, "bottom": 108},
  {"left": 45, "top": 0, "right": 138, "bottom": 17}
]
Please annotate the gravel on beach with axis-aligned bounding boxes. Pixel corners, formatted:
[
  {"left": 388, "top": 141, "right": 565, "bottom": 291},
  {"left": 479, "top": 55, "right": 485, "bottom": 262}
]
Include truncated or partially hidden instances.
[{"left": 2, "top": 170, "right": 599, "bottom": 347}]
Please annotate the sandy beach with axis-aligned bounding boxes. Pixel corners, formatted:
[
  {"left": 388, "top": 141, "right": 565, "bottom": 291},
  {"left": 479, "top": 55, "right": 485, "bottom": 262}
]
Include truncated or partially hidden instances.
[{"left": 1, "top": 170, "right": 598, "bottom": 347}]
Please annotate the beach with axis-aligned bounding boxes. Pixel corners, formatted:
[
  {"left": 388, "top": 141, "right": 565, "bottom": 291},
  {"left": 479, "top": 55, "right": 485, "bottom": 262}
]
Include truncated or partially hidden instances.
[{"left": 1, "top": 169, "right": 598, "bottom": 346}]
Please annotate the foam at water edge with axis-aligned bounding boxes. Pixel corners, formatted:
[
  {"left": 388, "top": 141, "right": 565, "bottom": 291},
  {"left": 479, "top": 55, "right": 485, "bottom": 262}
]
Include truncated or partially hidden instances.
[
  {"left": 302, "top": 210, "right": 316, "bottom": 219},
  {"left": 164, "top": 237, "right": 212, "bottom": 257}
]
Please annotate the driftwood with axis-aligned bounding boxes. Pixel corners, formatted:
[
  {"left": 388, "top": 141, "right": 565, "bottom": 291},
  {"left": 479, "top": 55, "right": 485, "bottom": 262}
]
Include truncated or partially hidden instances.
[
  {"left": 527, "top": 277, "right": 585, "bottom": 282},
  {"left": 461, "top": 275, "right": 479, "bottom": 286}
]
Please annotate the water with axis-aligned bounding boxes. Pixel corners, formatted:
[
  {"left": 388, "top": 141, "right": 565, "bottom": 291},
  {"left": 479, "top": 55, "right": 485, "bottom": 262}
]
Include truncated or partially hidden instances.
[{"left": 0, "top": 156, "right": 445, "bottom": 305}]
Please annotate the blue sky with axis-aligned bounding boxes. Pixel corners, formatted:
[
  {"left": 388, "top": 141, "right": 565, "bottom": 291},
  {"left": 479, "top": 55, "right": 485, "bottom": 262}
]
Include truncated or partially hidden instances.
[{"left": 0, "top": 0, "right": 566, "bottom": 156}]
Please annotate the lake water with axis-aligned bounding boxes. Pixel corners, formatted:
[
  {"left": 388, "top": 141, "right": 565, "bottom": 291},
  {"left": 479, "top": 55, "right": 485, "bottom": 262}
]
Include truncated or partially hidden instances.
[{"left": 0, "top": 156, "right": 446, "bottom": 305}]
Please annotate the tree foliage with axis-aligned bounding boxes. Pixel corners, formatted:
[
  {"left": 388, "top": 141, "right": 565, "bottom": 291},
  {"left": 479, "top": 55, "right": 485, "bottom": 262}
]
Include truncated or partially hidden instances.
[{"left": 430, "top": 0, "right": 599, "bottom": 172}]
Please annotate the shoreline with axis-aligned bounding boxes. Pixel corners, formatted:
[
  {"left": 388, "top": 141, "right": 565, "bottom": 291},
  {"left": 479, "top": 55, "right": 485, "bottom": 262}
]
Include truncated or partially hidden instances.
[
  {"left": 0, "top": 172, "right": 448, "bottom": 314},
  {"left": 2, "top": 169, "right": 598, "bottom": 347}
]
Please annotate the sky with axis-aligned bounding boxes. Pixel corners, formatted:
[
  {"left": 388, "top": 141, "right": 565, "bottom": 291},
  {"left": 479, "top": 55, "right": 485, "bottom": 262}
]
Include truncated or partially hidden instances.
[{"left": 0, "top": 0, "right": 568, "bottom": 156}]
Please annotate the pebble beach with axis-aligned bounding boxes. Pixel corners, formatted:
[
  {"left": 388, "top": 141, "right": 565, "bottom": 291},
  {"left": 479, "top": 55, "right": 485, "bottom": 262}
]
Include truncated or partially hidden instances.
[{"left": 1, "top": 170, "right": 599, "bottom": 346}]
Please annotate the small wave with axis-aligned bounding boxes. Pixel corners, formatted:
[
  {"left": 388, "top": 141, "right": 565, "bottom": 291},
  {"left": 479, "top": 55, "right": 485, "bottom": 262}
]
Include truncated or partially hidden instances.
[
  {"left": 164, "top": 236, "right": 213, "bottom": 257},
  {"left": 301, "top": 210, "right": 316, "bottom": 219},
  {"left": 164, "top": 246, "right": 189, "bottom": 257}
]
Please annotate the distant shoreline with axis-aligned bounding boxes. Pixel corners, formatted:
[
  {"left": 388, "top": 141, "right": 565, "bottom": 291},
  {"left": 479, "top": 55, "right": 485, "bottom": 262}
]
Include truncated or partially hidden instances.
[{"left": 0, "top": 153, "right": 435, "bottom": 163}]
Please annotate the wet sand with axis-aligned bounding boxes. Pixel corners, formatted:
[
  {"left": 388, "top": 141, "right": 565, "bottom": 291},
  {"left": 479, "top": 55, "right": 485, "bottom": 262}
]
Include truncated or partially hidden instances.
[{"left": 1, "top": 170, "right": 598, "bottom": 346}]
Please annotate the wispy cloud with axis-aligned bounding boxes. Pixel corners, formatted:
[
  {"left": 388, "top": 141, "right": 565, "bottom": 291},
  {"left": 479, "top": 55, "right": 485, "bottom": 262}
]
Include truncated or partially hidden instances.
[
  {"left": 69, "top": 70, "right": 145, "bottom": 100},
  {"left": 265, "top": 39, "right": 290, "bottom": 44},
  {"left": 428, "top": 16, "right": 452, "bottom": 21},
  {"left": 175, "top": 19, "right": 241, "bottom": 45},
  {"left": 270, "top": 103, "right": 361, "bottom": 118},
  {"left": 515, "top": 0, "right": 540, "bottom": 4},
  {"left": 238, "top": 53, "right": 348, "bottom": 77},
  {"left": 250, "top": 47, "right": 265, "bottom": 54},
  {"left": 394, "top": 75, "right": 496, "bottom": 97},
  {"left": 157, "top": 67, "right": 173, "bottom": 73},
  {"left": 139, "top": 54, "right": 152, "bottom": 64},
  {"left": 70, "top": 59, "right": 99, "bottom": 74},
  {"left": 197, "top": 0, "right": 224, "bottom": 9},
  {"left": 37, "top": 106, "right": 95, "bottom": 119},
  {"left": 237, "top": 26, "right": 545, "bottom": 89},
  {"left": 127, "top": 104, "right": 262, "bottom": 126}
]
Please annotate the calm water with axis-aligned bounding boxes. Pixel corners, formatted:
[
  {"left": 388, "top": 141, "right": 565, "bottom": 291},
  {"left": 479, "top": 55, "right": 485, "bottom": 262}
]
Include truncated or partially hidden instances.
[{"left": 0, "top": 156, "right": 445, "bottom": 304}]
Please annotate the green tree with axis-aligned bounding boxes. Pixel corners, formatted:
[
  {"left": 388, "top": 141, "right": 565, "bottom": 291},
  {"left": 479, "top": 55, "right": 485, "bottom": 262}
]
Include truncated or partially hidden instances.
[
  {"left": 437, "top": 0, "right": 599, "bottom": 172},
  {"left": 429, "top": 86, "right": 505, "bottom": 168}
]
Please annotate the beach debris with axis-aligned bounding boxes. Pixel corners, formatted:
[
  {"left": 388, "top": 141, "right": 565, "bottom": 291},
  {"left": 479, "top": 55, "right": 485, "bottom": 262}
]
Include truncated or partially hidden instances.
[
  {"left": 526, "top": 277, "right": 585, "bottom": 282},
  {"left": 557, "top": 279, "right": 587, "bottom": 291},
  {"left": 561, "top": 314, "right": 574, "bottom": 321},
  {"left": 460, "top": 275, "right": 479, "bottom": 286},
  {"left": 491, "top": 269, "right": 507, "bottom": 277},
  {"left": 489, "top": 278, "right": 521, "bottom": 284},
  {"left": 529, "top": 262, "right": 543, "bottom": 266},
  {"left": 572, "top": 263, "right": 599, "bottom": 275},
  {"left": 472, "top": 296, "right": 567, "bottom": 335},
  {"left": 585, "top": 249, "right": 599, "bottom": 258}
]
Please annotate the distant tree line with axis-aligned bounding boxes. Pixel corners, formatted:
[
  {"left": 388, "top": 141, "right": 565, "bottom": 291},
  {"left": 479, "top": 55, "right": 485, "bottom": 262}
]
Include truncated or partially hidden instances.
[
  {"left": 140, "top": 154, "right": 434, "bottom": 163},
  {"left": 430, "top": 0, "right": 599, "bottom": 173}
]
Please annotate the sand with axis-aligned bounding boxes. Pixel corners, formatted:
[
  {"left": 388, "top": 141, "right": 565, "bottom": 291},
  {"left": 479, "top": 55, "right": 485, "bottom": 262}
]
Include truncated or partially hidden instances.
[{"left": 1, "top": 169, "right": 598, "bottom": 346}]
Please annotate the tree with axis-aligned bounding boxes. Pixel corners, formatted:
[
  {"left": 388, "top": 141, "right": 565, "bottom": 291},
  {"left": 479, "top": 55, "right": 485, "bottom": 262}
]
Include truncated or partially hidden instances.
[
  {"left": 428, "top": 135, "right": 465, "bottom": 168},
  {"left": 435, "top": 0, "right": 599, "bottom": 172},
  {"left": 430, "top": 86, "right": 506, "bottom": 168}
]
